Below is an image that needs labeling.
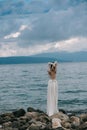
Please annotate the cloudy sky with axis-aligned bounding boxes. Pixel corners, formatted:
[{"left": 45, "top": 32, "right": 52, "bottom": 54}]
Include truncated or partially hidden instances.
[{"left": 0, "top": 0, "right": 87, "bottom": 57}]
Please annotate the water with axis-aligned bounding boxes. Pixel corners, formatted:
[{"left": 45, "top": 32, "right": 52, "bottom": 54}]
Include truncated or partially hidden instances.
[{"left": 0, "top": 62, "right": 87, "bottom": 113}]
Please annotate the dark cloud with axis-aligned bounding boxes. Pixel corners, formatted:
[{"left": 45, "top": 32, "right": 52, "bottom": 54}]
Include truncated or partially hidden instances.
[
  {"left": 18, "top": 1, "right": 87, "bottom": 46},
  {"left": 0, "top": 0, "right": 87, "bottom": 56},
  {"left": 0, "top": 0, "right": 50, "bottom": 15}
]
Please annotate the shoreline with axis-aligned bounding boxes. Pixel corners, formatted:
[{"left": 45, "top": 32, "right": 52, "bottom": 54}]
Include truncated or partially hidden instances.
[
  {"left": 1, "top": 108, "right": 87, "bottom": 116},
  {"left": 0, "top": 107, "right": 87, "bottom": 130}
]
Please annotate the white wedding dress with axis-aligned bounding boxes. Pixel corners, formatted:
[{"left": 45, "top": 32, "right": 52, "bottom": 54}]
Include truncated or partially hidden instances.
[{"left": 47, "top": 79, "right": 59, "bottom": 116}]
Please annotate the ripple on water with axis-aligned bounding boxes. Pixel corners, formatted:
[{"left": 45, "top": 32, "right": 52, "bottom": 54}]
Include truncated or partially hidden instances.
[{"left": 0, "top": 62, "right": 87, "bottom": 113}]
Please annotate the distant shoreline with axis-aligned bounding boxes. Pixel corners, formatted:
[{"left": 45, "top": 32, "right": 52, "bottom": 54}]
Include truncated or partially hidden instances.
[{"left": 0, "top": 56, "right": 87, "bottom": 65}]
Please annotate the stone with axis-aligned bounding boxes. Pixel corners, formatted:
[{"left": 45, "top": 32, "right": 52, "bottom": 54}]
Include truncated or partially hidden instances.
[
  {"left": 70, "top": 116, "right": 80, "bottom": 128},
  {"left": 13, "top": 129, "right": 18, "bottom": 130},
  {"left": 0, "top": 125, "right": 2, "bottom": 128},
  {"left": 52, "top": 118, "right": 62, "bottom": 128},
  {"left": 59, "top": 109, "right": 67, "bottom": 114},
  {"left": 26, "top": 112, "right": 39, "bottom": 119},
  {"left": 13, "top": 108, "right": 26, "bottom": 117},
  {"left": 19, "top": 118, "right": 27, "bottom": 125},
  {"left": 12, "top": 121, "right": 20, "bottom": 128},
  {"left": 35, "top": 121, "right": 43, "bottom": 127},
  {"left": 40, "top": 125, "right": 52, "bottom": 130},
  {"left": 3, "top": 116, "right": 12, "bottom": 122},
  {"left": 2, "top": 127, "right": 13, "bottom": 130},
  {"left": 0, "top": 117, "right": 4, "bottom": 124},
  {"left": 19, "top": 123, "right": 29, "bottom": 130},
  {"left": 29, "top": 119, "right": 36, "bottom": 125},
  {"left": 28, "top": 121, "right": 49, "bottom": 130},
  {"left": 52, "top": 127, "right": 64, "bottom": 130},
  {"left": 78, "top": 121, "right": 87, "bottom": 130},
  {"left": 0, "top": 113, "right": 14, "bottom": 124},
  {"left": 79, "top": 114, "right": 87, "bottom": 122},
  {"left": 27, "top": 107, "right": 45, "bottom": 114},
  {"left": 10, "top": 117, "right": 18, "bottom": 122},
  {"left": 1, "top": 107, "right": 87, "bottom": 130},
  {"left": 0, "top": 113, "right": 14, "bottom": 118},
  {"left": 20, "top": 115, "right": 28, "bottom": 120},
  {"left": 29, "top": 123, "right": 40, "bottom": 130},
  {"left": 50, "top": 112, "right": 69, "bottom": 122},
  {"left": 61, "top": 121, "right": 71, "bottom": 129},
  {"left": 36, "top": 109, "right": 45, "bottom": 114},
  {"left": 3, "top": 121, "right": 12, "bottom": 128},
  {"left": 36, "top": 115, "right": 51, "bottom": 123},
  {"left": 27, "top": 107, "right": 36, "bottom": 112},
  {"left": 39, "top": 123, "right": 46, "bottom": 129}
]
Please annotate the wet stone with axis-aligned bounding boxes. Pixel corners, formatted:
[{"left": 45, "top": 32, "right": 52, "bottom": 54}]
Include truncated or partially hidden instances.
[{"left": 13, "top": 109, "right": 26, "bottom": 118}]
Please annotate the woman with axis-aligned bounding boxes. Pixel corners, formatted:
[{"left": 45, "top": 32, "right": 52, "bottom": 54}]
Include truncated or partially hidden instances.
[{"left": 47, "top": 61, "right": 59, "bottom": 116}]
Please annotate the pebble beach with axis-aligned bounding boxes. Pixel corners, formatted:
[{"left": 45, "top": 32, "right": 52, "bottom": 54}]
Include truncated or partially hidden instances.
[{"left": 0, "top": 107, "right": 87, "bottom": 130}]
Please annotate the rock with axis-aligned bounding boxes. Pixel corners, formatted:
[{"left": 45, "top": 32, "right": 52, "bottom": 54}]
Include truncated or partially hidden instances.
[
  {"left": 27, "top": 107, "right": 36, "bottom": 112},
  {"left": 2, "top": 127, "right": 13, "bottom": 130},
  {"left": 27, "top": 107, "right": 45, "bottom": 115},
  {"left": 70, "top": 116, "right": 80, "bottom": 128},
  {"left": 0, "top": 113, "right": 14, "bottom": 118},
  {"left": 79, "top": 114, "right": 87, "bottom": 122},
  {"left": 10, "top": 117, "right": 18, "bottom": 122},
  {"left": 3, "top": 121, "right": 12, "bottom": 128},
  {"left": 68, "top": 113, "right": 76, "bottom": 117},
  {"left": 39, "top": 123, "right": 47, "bottom": 129},
  {"left": 36, "top": 109, "right": 45, "bottom": 114},
  {"left": 59, "top": 109, "right": 67, "bottom": 114},
  {"left": 19, "top": 123, "right": 29, "bottom": 130},
  {"left": 3, "top": 116, "right": 12, "bottom": 122},
  {"left": 28, "top": 121, "right": 50, "bottom": 130},
  {"left": 78, "top": 121, "right": 87, "bottom": 130},
  {"left": 26, "top": 112, "right": 39, "bottom": 119},
  {"left": 35, "top": 121, "right": 44, "bottom": 127},
  {"left": 29, "top": 123, "right": 40, "bottom": 130},
  {"left": 29, "top": 119, "right": 36, "bottom": 125},
  {"left": 20, "top": 115, "right": 28, "bottom": 120},
  {"left": 12, "top": 121, "right": 20, "bottom": 128},
  {"left": 50, "top": 112, "right": 69, "bottom": 122},
  {"left": 19, "top": 115, "right": 30, "bottom": 124},
  {"left": 13, "top": 108, "right": 26, "bottom": 117},
  {"left": 52, "top": 118, "right": 62, "bottom": 129},
  {"left": 0, "top": 113, "right": 14, "bottom": 124},
  {"left": 61, "top": 121, "right": 71, "bottom": 129},
  {"left": 19, "top": 118, "right": 27, "bottom": 125},
  {"left": 36, "top": 115, "right": 51, "bottom": 123},
  {"left": 52, "top": 127, "right": 64, "bottom": 130},
  {"left": 0, "top": 125, "right": 2, "bottom": 128},
  {"left": 0, "top": 117, "right": 4, "bottom": 124},
  {"left": 1, "top": 107, "right": 87, "bottom": 130}
]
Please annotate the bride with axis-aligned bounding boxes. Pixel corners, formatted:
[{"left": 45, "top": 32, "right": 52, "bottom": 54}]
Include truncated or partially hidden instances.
[{"left": 47, "top": 61, "right": 59, "bottom": 116}]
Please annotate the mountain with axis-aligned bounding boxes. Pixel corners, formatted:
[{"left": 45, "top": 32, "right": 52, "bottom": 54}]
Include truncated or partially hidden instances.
[
  {"left": 0, "top": 56, "right": 56, "bottom": 64},
  {"left": 0, "top": 51, "right": 87, "bottom": 64},
  {"left": 32, "top": 51, "right": 87, "bottom": 62}
]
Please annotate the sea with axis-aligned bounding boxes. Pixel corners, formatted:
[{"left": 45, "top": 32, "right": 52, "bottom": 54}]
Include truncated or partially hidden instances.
[{"left": 0, "top": 62, "right": 87, "bottom": 114}]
